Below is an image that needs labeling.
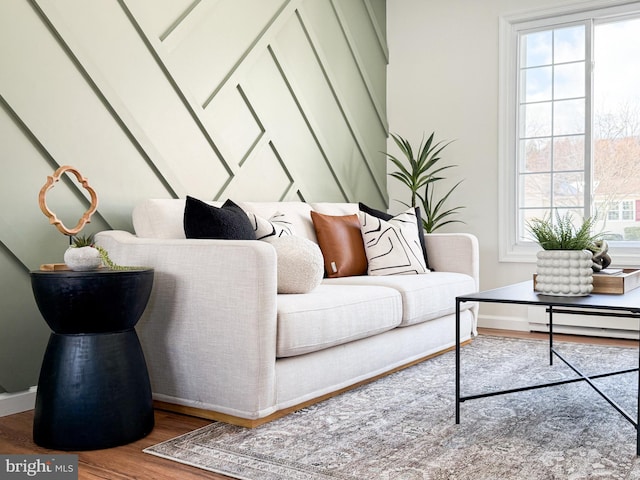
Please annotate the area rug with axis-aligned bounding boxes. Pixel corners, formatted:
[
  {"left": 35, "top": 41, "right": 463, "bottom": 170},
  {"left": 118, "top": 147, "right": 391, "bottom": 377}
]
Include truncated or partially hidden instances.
[{"left": 144, "top": 335, "right": 640, "bottom": 479}]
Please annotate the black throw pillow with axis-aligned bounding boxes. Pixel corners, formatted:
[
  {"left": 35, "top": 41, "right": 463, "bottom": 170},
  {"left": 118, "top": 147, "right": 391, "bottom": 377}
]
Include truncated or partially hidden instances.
[
  {"left": 358, "top": 202, "right": 431, "bottom": 270},
  {"left": 184, "top": 196, "right": 256, "bottom": 240}
]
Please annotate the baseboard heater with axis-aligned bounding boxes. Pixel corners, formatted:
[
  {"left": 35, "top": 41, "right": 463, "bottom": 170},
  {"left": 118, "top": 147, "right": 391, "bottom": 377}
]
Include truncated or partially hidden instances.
[{"left": 528, "top": 305, "right": 640, "bottom": 340}]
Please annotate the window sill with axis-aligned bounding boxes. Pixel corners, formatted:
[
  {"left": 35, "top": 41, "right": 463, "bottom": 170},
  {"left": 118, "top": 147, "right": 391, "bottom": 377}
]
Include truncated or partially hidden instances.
[{"left": 500, "top": 242, "right": 640, "bottom": 268}]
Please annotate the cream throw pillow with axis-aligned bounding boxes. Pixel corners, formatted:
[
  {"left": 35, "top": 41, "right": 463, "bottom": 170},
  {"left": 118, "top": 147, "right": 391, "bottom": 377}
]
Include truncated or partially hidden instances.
[{"left": 265, "top": 236, "right": 324, "bottom": 293}]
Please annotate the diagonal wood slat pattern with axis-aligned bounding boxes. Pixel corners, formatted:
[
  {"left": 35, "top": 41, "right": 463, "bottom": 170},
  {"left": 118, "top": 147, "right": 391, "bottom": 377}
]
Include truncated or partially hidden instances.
[{"left": 0, "top": 0, "right": 386, "bottom": 393}]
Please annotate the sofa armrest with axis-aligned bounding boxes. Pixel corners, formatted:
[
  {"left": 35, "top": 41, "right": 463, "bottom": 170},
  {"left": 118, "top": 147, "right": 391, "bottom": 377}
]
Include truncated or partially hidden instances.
[
  {"left": 424, "top": 233, "right": 479, "bottom": 290},
  {"left": 94, "top": 230, "right": 279, "bottom": 419},
  {"left": 425, "top": 232, "right": 480, "bottom": 336}
]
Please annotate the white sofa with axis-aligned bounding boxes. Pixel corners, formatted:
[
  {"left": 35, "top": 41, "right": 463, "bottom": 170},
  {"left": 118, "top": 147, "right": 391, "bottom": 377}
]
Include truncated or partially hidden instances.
[{"left": 95, "top": 199, "right": 479, "bottom": 427}]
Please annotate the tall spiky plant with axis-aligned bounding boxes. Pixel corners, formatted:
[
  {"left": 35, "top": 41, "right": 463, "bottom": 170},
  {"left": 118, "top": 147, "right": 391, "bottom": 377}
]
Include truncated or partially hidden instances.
[
  {"left": 386, "top": 132, "right": 465, "bottom": 233},
  {"left": 421, "top": 179, "right": 465, "bottom": 233}
]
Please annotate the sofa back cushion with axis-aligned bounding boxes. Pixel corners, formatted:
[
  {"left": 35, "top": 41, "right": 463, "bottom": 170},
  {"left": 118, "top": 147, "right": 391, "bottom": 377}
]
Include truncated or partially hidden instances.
[
  {"left": 309, "top": 203, "right": 359, "bottom": 216},
  {"left": 239, "top": 202, "right": 316, "bottom": 241},
  {"left": 133, "top": 199, "right": 197, "bottom": 238},
  {"left": 132, "top": 199, "right": 363, "bottom": 243},
  {"left": 242, "top": 202, "right": 363, "bottom": 244}
]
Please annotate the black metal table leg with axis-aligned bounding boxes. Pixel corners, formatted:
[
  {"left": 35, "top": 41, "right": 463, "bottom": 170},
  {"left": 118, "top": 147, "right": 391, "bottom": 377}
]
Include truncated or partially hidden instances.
[
  {"left": 455, "top": 281, "right": 640, "bottom": 455},
  {"left": 455, "top": 298, "right": 461, "bottom": 424},
  {"left": 549, "top": 305, "right": 554, "bottom": 366}
]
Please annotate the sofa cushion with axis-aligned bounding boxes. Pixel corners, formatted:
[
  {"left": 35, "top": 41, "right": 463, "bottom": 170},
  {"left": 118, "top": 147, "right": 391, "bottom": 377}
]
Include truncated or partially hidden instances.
[
  {"left": 358, "top": 209, "right": 428, "bottom": 276},
  {"left": 309, "top": 203, "right": 359, "bottom": 216},
  {"left": 265, "top": 236, "right": 323, "bottom": 294},
  {"left": 133, "top": 198, "right": 206, "bottom": 238},
  {"left": 310, "top": 211, "right": 368, "bottom": 278},
  {"left": 184, "top": 196, "right": 256, "bottom": 240},
  {"left": 132, "top": 200, "right": 360, "bottom": 241},
  {"left": 323, "top": 272, "right": 475, "bottom": 326},
  {"left": 276, "top": 284, "right": 401, "bottom": 357}
]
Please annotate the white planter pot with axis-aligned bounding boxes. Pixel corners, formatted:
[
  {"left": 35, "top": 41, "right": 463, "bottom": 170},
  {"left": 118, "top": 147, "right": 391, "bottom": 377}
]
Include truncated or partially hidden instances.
[
  {"left": 64, "top": 246, "right": 102, "bottom": 271},
  {"left": 536, "top": 250, "right": 593, "bottom": 296}
]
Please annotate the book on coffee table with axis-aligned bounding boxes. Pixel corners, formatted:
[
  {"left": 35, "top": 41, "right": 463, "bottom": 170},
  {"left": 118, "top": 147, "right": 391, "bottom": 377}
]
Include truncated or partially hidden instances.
[{"left": 597, "top": 268, "right": 624, "bottom": 275}]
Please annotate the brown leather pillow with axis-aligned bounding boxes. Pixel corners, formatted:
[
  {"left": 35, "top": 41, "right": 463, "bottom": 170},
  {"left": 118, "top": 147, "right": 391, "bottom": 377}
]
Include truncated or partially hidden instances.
[{"left": 310, "top": 211, "right": 368, "bottom": 278}]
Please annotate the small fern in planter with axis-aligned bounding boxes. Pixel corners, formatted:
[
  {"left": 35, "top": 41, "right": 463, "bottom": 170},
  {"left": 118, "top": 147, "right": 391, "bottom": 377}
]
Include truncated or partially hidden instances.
[
  {"left": 527, "top": 211, "right": 605, "bottom": 296},
  {"left": 526, "top": 211, "right": 603, "bottom": 250}
]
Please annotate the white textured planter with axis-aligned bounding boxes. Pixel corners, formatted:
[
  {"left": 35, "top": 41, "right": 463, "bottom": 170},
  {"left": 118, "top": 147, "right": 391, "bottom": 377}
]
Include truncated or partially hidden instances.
[
  {"left": 536, "top": 250, "right": 593, "bottom": 296},
  {"left": 64, "top": 246, "right": 102, "bottom": 271}
]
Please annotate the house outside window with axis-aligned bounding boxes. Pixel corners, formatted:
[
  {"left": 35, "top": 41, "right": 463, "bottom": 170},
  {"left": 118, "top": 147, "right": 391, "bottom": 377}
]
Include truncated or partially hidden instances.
[
  {"left": 499, "top": 1, "right": 640, "bottom": 264},
  {"left": 604, "top": 200, "right": 635, "bottom": 222}
]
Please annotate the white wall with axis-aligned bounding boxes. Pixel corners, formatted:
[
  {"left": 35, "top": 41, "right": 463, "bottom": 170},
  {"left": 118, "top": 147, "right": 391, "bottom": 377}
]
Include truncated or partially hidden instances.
[{"left": 387, "top": 0, "right": 589, "bottom": 330}]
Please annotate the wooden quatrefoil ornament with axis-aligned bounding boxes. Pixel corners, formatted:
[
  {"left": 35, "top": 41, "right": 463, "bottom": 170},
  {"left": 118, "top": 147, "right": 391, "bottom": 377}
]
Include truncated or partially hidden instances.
[{"left": 38, "top": 166, "right": 99, "bottom": 235}]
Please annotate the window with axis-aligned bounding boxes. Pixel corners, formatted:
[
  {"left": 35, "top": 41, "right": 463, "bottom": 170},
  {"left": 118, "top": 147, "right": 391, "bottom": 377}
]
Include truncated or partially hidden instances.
[
  {"left": 500, "top": 2, "right": 640, "bottom": 263},
  {"left": 604, "top": 200, "right": 635, "bottom": 222}
]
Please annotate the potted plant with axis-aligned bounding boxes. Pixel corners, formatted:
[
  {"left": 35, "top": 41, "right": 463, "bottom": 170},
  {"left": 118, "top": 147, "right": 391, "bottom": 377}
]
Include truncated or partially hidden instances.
[
  {"left": 64, "top": 234, "right": 135, "bottom": 271},
  {"left": 386, "top": 132, "right": 464, "bottom": 233},
  {"left": 64, "top": 234, "right": 102, "bottom": 271},
  {"left": 527, "top": 211, "right": 604, "bottom": 296}
]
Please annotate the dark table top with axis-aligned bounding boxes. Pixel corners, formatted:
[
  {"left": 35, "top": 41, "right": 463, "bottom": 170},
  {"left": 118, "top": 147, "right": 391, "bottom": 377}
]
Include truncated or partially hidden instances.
[
  {"left": 30, "top": 268, "right": 154, "bottom": 333},
  {"left": 458, "top": 280, "right": 640, "bottom": 313},
  {"left": 31, "top": 268, "right": 152, "bottom": 276}
]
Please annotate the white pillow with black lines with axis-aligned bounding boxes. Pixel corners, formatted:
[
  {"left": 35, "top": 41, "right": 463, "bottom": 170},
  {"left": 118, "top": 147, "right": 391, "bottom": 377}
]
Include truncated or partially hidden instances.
[{"left": 245, "top": 211, "right": 295, "bottom": 240}]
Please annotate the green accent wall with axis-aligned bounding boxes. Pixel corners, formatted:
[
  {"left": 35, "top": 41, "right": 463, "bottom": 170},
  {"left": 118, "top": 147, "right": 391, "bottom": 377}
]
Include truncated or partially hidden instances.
[{"left": 0, "top": 0, "right": 387, "bottom": 393}]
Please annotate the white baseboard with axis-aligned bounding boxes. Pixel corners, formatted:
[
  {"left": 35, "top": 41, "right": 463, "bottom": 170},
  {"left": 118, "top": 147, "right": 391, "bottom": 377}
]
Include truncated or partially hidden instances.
[
  {"left": 478, "top": 314, "right": 530, "bottom": 332},
  {"left": 0, "top": 387, "right": 37, "bottom": 417}
]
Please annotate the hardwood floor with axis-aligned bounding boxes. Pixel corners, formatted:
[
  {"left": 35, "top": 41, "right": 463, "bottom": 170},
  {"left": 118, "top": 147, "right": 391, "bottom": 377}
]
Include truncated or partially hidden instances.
[
  {"left": 0, "top": 409, "right": 233, "bottom": 480},
  {"left": 0, "top": 328, "right": 636, "bottom": 480}
]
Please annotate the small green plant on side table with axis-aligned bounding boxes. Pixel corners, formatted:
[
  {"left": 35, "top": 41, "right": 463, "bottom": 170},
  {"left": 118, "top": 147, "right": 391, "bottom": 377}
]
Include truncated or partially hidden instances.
[{"left": 66, "top": 234, "right": 141, "bottom": 271}]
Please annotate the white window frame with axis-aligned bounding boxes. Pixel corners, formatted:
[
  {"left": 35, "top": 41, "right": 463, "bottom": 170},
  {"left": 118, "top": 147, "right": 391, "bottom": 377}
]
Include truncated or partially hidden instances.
[{"left": 498, "top": 0, "right": 640, "bottom": 265}]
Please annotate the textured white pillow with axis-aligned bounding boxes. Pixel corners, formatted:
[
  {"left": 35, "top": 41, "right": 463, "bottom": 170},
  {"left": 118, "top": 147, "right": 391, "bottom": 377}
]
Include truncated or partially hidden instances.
[
  {"left": 358, "top": 209, "right": 428, "bottom": 276},
  {"left": 265, "top": 236, "right": 324, "bottom": 294},
  {"left": 246, "top": 211, "right": 295, "bottom": 240}
]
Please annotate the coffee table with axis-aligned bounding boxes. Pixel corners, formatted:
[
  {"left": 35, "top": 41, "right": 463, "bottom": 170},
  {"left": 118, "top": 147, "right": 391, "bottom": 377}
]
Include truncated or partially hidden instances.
[{"left": 455, "top": 280, "right": 640, "bottom": 455}]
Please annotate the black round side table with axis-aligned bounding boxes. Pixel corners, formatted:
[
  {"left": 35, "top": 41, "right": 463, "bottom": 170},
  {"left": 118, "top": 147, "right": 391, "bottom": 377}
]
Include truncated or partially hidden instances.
[{"left": 30, "top": 268, "right": 155, "bottom": 451}]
